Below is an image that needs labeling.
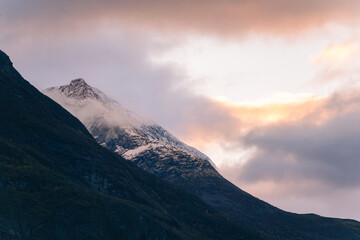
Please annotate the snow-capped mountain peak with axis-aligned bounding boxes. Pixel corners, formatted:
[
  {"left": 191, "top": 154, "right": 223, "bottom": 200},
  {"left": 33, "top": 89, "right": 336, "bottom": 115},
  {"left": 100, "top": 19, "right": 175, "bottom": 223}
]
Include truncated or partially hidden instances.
[
  {"left": 58, "top": 78, "right": 101, "bottom": 100},
  {"left": 46, "top": 78, "right": 118, "bottom": 104},
  {"left": 43, "top": 79, "right": 217, "bottom": 169}
]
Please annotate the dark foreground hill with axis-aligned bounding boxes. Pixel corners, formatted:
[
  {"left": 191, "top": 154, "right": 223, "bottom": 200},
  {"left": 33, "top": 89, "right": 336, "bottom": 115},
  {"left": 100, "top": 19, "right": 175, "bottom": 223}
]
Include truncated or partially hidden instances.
[
  {"left": 44, "top": 74, "right": 360, "bottom": 239},
  {"left": 0, "top": 50, "right": 261, "bottom": 240}
]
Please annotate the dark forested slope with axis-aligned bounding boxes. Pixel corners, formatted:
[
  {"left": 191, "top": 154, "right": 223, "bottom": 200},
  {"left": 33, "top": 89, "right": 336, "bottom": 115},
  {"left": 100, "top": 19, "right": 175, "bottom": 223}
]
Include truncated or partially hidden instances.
[{"left": 0, "top": 50, "right": 258, "bottom": 240}]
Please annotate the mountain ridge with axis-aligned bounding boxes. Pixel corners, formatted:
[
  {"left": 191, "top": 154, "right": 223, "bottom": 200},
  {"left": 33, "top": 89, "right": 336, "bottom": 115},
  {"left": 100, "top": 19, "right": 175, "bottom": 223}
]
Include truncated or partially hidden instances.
[{"left": 44, "top": 76, "right": 360, "bottom": 240}]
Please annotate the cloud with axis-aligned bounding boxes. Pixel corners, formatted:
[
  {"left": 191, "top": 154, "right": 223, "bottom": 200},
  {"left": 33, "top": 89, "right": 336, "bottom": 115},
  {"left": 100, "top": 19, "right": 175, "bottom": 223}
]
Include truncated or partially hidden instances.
[
  {"left": 313, "top": 37, "right": 360, "bottom": 84},
  {"left": 1, "top": 0, "right": 360, "bottom": 36},
  {"left": 242, "top": 112, "right": 360, "bottom": 186},
  {"left": 315, "top": 39, "right": 360, "bottom": 64},
  {"left": 214, "top": 89, "right": 360, "bottom": 219}
]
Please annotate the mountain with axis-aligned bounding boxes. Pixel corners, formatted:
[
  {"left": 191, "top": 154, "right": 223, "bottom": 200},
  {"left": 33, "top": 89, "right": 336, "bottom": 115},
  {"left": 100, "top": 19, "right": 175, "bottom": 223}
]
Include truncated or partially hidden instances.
[
  {"left": 45, "top": 78, "right": 360, "bottom": 240},
  {"left": 44, "top": 79, "right": 218, "bottom": 181},
  {"left": 45, "top": 78, "right": 213, "bottom": 161},
  {"left": 0, "top": 50, "right": 260, "bottom": 240}
]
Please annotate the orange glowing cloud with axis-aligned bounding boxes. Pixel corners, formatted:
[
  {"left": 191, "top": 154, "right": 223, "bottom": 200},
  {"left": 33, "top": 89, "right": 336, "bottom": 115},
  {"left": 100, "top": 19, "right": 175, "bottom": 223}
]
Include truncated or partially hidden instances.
[
  {"left": 180, "top": 97, "right": 321, "bottom": 148},
  {"left": 315, "top": 39, "right": 360, "bottom": 64},
  {"left": 313, "top": 38, "right": 360, "bottom": 83},
  {"left": 180, "top": 89, "right": 360, "bottom": 149}
]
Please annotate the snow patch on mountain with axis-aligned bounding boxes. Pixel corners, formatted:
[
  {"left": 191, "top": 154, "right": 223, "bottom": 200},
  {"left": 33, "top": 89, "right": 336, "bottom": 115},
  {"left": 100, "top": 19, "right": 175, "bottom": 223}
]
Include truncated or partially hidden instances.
[{"left": 123, "top": 143, "right": 161, "bottom": 160}]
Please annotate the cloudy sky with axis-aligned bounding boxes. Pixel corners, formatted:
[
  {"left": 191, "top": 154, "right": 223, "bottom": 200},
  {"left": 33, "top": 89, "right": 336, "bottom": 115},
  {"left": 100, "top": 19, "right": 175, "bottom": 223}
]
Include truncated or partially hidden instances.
[{"left": 1, "top": 0, "right": 360, "bottom": 220}]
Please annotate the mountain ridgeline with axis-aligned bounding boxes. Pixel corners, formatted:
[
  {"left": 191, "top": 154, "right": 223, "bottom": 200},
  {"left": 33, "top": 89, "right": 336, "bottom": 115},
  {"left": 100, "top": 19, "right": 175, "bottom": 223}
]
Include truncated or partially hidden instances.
[
  {"left": 0, "top": 50, "right": 261, "bottom": 239},
  {"left": 44, "top": 78, "right": 360, "bottom": 239}
]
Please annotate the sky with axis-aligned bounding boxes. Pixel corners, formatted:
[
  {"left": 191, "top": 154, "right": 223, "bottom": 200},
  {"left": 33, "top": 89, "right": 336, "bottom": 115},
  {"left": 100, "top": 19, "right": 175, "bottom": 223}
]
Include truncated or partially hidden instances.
[{"left": 1, "top": 0, "right": 360, "bottom": 220}]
